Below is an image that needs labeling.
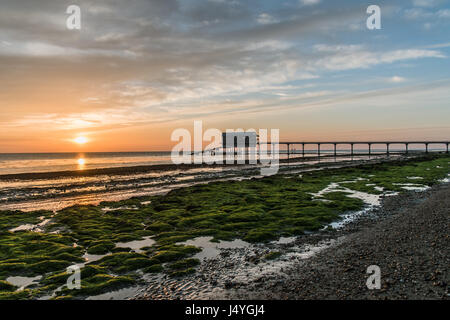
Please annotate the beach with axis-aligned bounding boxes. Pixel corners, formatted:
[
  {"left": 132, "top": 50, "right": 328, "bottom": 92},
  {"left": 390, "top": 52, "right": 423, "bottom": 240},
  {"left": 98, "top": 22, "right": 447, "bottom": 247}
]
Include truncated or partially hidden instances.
[
  {"left": 133, "top": 180, "right": 449, "bottom": 300},
  {"left": 0, "top": 154, "right": 448, "bottom": 300}
]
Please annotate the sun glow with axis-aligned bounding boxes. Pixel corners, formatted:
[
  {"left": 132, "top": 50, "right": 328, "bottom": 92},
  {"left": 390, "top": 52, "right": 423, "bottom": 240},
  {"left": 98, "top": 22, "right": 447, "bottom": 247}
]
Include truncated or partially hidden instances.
[
  {"left": 73, "top": 136, "right": 88, "bottom": 144},
  {"left": 77, "top": 158, "right": 85, "bottom": 165}
]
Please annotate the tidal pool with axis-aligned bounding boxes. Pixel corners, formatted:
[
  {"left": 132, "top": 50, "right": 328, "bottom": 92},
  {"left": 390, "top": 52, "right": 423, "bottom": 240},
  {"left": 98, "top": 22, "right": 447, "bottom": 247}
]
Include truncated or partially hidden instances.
[{"left": 179, "top": 237, "right": 250, "bottom": 260}]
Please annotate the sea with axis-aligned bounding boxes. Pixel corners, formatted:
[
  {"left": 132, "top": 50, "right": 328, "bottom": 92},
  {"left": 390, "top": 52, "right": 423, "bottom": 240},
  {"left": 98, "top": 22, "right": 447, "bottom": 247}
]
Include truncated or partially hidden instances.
[{"left": 0, "top": 152, "right": 173, "bottom": 175}]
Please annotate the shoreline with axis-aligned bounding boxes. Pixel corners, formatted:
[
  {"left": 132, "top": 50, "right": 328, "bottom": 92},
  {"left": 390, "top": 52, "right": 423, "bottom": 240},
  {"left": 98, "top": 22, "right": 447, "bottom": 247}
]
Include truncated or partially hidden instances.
[
  {"left": 0, "top": 154, "right": 425, "bottom": 211},
  {"left": 0, "top": 152, "right": 425, "bottom": 181}
]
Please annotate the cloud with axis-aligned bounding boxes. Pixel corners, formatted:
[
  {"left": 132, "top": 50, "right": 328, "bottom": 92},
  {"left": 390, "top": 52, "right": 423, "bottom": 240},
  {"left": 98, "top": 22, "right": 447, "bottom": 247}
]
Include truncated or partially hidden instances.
[
  {"left": 405, "top": 7, "right": 450, "bottom": 20},
  {"left": 412, "top": 0, "right": 443, "bottom": 7},
  {"left": 312, "top": 45, "right": 445, "bottom": 71},
  {"left": 299, "top": 0, "right": 321, "bottom": 6},
  {"left": 388, "top": 76, "right": 407, "bottom": 83},
  {"left": 425, "top": 42, "right": 450, "bottom": 48},
  {"left": 404, "top": 8, "right": 433, "bottom": 19},
  {"left": 437, "top": 9, "right": 450, "bottom": 18},
  {"left": 256, "top": 13, "right": 278, "bottom": 25}
]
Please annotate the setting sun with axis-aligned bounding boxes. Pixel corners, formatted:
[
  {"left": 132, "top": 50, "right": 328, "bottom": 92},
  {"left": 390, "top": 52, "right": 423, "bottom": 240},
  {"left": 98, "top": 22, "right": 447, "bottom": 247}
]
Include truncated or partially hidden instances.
[
  {"left": 73, "top": 136, "right": 88, "bottom": 144},
  {"left": 77, "top": 158, "right": 85, "bottom": 165}
]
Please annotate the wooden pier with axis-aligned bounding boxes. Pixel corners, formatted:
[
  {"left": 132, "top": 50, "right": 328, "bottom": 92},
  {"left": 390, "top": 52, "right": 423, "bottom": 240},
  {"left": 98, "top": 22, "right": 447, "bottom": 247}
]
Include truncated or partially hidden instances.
[{"left": 260, "top": 141, "right": 449, "bottom": 157}]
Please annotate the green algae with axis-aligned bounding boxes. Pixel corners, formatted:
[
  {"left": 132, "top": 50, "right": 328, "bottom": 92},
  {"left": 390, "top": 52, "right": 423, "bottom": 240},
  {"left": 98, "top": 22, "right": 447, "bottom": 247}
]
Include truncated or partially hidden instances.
[
  {"left": 0, "top": 231, "right": 84, "bottom": 279},
  {"left": 55, "top": 274, "right": 136, "bottom": 298},
  {"left": 168, "top": 258, "right": 200, "bottom": 271},
  {"left": 53, "top": 205, "right": 154, "bottom": 248},
  {"left": 86, "top": 240, "right": 115, "bottom": 254},
  {"left": 150, "top": 250, "right": 185, "bottom": 262},
  {"left": 142, "top": 264, "right": 163, "bottom": 273},
  {"left": 0, "top": 154, "right": 448, "bottom": 299},
  {"left": 0, "top": 280, "right": 16, "bottom": 291},
  {"left": 0, "top": 289, "right": 33, "bottom": 300},
  {"left": 93, "top": 252, "right": 157, "bottom": 273},
  {"left": 0, "top": 210, "right": 52, "bottom": 232}
]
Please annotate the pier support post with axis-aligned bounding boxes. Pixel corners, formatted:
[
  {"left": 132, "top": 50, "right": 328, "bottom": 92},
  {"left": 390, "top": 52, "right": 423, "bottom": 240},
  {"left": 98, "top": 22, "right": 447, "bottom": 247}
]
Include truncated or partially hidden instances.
[
  {"left": 447, "top": 143, "right": 449, "bottom": 153},
  {"left": 406, "top": 143, "right": 409, "bottom": 154},
  {"left": 425, "top": 143, "right": 429, "bottom": 153},
  {"left": 334, "top": 143, "right": 337, "bottom": 157},
  {"left": 318, "top": 143, "right": 320, "bottom": 158},
  {"left": 302, "top": 143, "right": 305, "bottom": 158},
  {"left": 368, "top": 143, "right": 371, "bottom": 156},
  {"left": 287, "top": 143, "right": 290, "bottom": 158},
  {"left": 350, "top": 143, "right": 354, "bottom": 156}
]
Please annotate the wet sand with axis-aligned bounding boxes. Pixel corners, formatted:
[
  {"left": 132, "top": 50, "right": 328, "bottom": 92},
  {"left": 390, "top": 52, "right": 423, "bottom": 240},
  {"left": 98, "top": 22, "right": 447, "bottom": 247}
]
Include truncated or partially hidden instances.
[{"left": 0, "top": 162, "right": 225, "bottom": 181}]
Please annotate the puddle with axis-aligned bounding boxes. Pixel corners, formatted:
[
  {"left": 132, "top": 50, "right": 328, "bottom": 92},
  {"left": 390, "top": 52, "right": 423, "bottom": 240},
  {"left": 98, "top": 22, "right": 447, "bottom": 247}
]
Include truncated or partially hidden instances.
[
  {"left": 313, "top": 198, "right": 332, "bottom": 203},
  {"left": 345, "top": 189, "right": 381, "bottom": 206},
  {"left": 9, "top": 218, "right": 52, "bottom": 233},
  {"left": 101, "top": 206, "right": 139, "bottom": 212},
  {"left": 212, "top": 237, "right": 343, "bottom": 287},
  {"left": 82, "top": 253, "right": 108, "bottom": 264},
  {"left": 393, "top": 183, "right": 430, "bottom": 192},
  {"left": 310, "top": 182, "right": 342, "bottom": 197},
  {"left": 115, "top": 236, "right": 155, "bottom": 253},
  {"left": 9, "top": 224, "right": 37, "bottom": 232},
  {"left": 77, "top": 252, "right": 109, "bottom": 269},
  {"left": 6, "top": 275, "right": 42, "bottom": 291},
  {"left": 179, "top": 236, "right": 250, "bottom": 260},
  {"left": 310, "top": 180, "right": 385, "bottom": 230},
  {"left": 311, "top": 182, "right": 381, "bottom": 206},
  {"left": 401, "top": 186, "right": 430, "bottom": 191},
  {"left": 384, "top": 191, "right": 399, "bottom": 197}
]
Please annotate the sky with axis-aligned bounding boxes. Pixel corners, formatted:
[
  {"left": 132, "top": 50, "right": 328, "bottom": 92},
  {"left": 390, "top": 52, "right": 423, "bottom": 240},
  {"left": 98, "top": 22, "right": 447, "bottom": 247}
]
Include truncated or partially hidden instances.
[{"left": 0, "top": 0, "right": 449, "bottom": 152}]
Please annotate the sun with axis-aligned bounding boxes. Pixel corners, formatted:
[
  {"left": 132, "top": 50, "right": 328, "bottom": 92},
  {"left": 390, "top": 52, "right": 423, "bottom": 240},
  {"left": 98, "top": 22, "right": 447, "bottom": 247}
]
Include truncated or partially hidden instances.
[
  {"left": 77, "top": 158, "right": 86, "bottom": 165},
  {"left": 73, "top": 136, "right": 88, "bottom": 144}
]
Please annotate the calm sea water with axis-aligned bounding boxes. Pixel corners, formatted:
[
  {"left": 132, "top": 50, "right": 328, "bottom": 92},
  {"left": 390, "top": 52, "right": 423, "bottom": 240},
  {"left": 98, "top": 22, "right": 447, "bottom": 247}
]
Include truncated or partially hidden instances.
[{"left": 0, "top": 152, "right": 172, "bottom": 175}]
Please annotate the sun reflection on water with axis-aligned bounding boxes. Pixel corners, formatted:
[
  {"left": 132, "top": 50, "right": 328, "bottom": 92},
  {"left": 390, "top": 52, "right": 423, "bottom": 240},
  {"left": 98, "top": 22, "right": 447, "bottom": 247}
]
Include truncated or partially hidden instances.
[{"left": 77, "top": 158, "right": 86, "bottom": 169}]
